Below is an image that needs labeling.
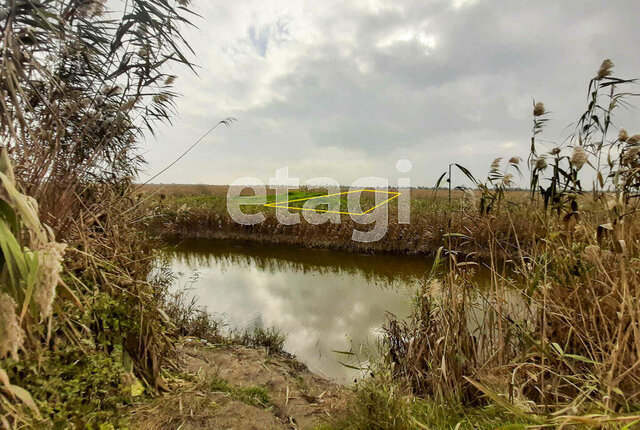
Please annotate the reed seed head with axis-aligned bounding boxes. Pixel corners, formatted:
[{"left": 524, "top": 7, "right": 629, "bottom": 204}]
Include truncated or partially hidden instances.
[
  {"left": 152, "top": 93, "right": 170, "bottom": 104},
  {"left": 490, "top": 158, "right": 501, "bottom": 170},
  {"left": 535, "top": 157, "right": 548, "bottom": 170},
  {"left": 502, "top": 173, "right": 514, "bottom": 186},
  {"left": 571, "top": 147, "right": 588, "bottom": 170},
  {"left": 463, "top": 189, "right": 477, "bottom": 203},
  {"left": 622, "top": 146, "right": 639, "bottom": 166},
  {"left": 619, "top": 129, "right": 629, "bottom": 142},
  {"left": 551, "top": 147, "right": 561, "bottom": 155},
  {"left": 596, "top": 59, "right": 614, "bottom": 80},
  {"left": 582, "top": 245, "right": 601, "bottom": 266},
  {"left": 122, "top": 97, "right": 137, "bottom": 111},
  {"left": 0, "top": 293, "right": 24, "bottom": 360},
  {"left": 34, "top": 242, "right": 67, "bottom": 319},
  {"left": 508, "top": 156, "right": 521, "bottom": 165},
  {"left": 78, "top": 0, "right": 106, "bottom": 18},
  {"left": 101, "top": 86, "right": 123, "bottom": 96},
  {"left": 627, "top": 134, "right": 640, "bottom": 145},
  {"left": 533, "top": 102, "right": 545, "bottom": 117},
  {"left": 427, "top": 279, "right": 443, "bottom": 297}
]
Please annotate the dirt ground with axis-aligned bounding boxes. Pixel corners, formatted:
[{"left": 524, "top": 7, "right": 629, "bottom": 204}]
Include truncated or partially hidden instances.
[{"left": 131, "top": 343, "right": 349, "bottom": 429}]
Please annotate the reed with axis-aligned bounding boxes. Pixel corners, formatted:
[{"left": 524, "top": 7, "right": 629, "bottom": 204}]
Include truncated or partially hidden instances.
[
  {"left": 0, "top": 0, "right": 194, "bottom": 233},
  {"left": 0, "top": 1, "right": 203, "bottom": 427},
  {"left": 338, "top": 59, "right": 640, "bottom": 428},
  {"left": 150, "top": 187, "right": 546, "bottom": 258}
]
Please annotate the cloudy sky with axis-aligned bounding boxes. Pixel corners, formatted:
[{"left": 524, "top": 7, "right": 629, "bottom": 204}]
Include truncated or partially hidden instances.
[{"left": 139, "top": 0, "right": 640, "bottom": 187}]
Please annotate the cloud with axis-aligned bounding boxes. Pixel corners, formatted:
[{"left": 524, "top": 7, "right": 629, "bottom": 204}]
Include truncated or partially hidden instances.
[{"left": 140, "top": 0, "right": 640, "bottom": 187}]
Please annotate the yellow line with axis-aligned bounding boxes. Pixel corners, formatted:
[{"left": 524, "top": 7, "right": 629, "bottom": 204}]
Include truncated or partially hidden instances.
[
  {"left": 263, "top": 189, "right": 401, "bottom": 216},
  {"left": 362, "top": 193, "right": 401, "bottom": 214}
]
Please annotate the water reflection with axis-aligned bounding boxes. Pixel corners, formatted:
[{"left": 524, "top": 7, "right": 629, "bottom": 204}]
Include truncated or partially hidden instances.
[
  {"left": 166, "top": 239, "right": 437, "bottom": 383},
  {"left": 169, "top": 238, "right": 437, "bottom": 287}
]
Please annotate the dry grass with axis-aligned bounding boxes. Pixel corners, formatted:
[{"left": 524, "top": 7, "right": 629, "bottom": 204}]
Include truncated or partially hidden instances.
[
  {"left": 0, "top": 2, "right": 201, "bottom": 426},
  {"left": 145, "top": 185, "right": 547, "bottom": 257},
  {"left": 377, "top": 210, "right": 640, "bottom": 427},
  {"left": 365, "top": 59, "right": 640, "bottom": 427}
]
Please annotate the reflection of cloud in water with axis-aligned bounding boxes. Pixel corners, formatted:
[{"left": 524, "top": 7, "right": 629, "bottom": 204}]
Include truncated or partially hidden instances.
[{"left": 168, "top": 239, "right": 423, "bottom": 383}]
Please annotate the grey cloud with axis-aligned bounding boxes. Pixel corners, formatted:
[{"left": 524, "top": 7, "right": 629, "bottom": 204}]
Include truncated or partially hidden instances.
[{"left": 141, "top": 0, "right": 640, "bottom": 186}]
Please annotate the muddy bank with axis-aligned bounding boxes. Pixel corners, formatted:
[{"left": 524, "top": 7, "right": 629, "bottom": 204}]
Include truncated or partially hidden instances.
[
  {"left": 153, "top": 213, "right": 539, "bottom": 259},
  {"left": 157, "top": 220, "right": 441, "bottom": 255},
  {"left": 132, "top": 343, "right": 349, "bottom": 429}
]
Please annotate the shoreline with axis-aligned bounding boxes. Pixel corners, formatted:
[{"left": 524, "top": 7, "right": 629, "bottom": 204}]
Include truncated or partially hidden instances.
[
  {"left": 161, "top": 229, "right": 439, "bottom": 256},
  {"left": 147, "top": 188, "right": 548, "bottom": 259},
  {"left": 132, "top": 342, "right": 349, "bottom": 428}
]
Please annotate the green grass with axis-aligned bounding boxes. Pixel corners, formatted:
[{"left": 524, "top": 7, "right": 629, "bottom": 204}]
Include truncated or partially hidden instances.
[
  {"left": 206, "top": 375, "right": 271, "bottom": 407},
  {"left": 4, "top": 346, "right": 134, "bottom": 428},
  {"left": 231, "top": 326, "right": 287, "bottom": 354},
  {"left": 167, "top": 194, "right": 227, "bottom": 209},
  {"left": 271, "top": 190, "right": 327, "bottom": 203},
  {"left": 166, "top": 189, "right": 398, "bottom": 213},
  {"left": 321, "top": 366, "right": 537, "bottom": 430},
  {"left": 269, "top": 190, "right": 392, "bottom": 214}
]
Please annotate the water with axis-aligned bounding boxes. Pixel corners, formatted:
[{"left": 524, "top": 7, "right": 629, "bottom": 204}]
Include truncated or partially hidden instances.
[{"left": 166, "top": 238, "right": 442, "bottom": 383}]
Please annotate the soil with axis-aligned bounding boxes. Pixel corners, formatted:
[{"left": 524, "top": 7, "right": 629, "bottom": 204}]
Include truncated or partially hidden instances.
[{"left": 131, "top": 342, "right": 349, "bottom": 429}]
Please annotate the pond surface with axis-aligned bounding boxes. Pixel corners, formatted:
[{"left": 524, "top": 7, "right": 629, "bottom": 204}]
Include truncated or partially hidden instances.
[
  {"left": 166, "top": 238, "right": 500, "bottom": 383},
  {"left": 167, "top": 238, "right": 439, "bottom": 383}
]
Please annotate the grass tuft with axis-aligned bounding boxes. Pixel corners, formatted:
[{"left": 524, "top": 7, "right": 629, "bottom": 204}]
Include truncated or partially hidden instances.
[
  {"left": 230, "top": 326, "right": 287, "bottom": 355},
  {"left": 205, "top": 374, "right": 271, "bottom": 407}
]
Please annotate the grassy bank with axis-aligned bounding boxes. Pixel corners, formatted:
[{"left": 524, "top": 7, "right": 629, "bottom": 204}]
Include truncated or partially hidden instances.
[{"left": 145, "top": 185, "right": 558, "bottom": 258}]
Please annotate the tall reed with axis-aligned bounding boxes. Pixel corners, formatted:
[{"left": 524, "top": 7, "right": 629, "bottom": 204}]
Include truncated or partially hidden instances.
[
  {"left": 0, "top": 0, "right": 195, "bottom": 232},
  {"left": 0, "top": 1, "right": 201, "bottom": 426},
  {"left": 377, "top": 59, "right": 640, "bottom": 426}
]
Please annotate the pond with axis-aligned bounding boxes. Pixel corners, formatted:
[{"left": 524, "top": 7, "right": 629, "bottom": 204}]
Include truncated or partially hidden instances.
[{"left": 166, "top": 238, "right": 484, "bottom": 383}]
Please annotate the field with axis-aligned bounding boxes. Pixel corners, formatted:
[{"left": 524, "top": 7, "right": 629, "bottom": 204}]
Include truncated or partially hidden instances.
[{"left": 143, "top": 184, "right": 546, "bottom": 257}]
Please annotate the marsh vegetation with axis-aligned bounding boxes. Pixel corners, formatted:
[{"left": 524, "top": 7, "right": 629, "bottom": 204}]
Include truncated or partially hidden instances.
[
  {"left": 0, "top": 0, "right": 639, "bottom": 427},
  {"left": 149, "top": 60, "right": 640, "bottom": 428}
]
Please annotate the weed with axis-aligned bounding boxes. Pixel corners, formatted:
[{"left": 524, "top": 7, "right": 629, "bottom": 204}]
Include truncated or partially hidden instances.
[
  {"left": 337, "top": 366, "right": 414, "bottom": 430},
  {"left": 231, "top": 326, "right": 287, "bottom": 355},
  {"left": 205, "top": 374, "right": 271, "bottom": 407},
  {"left": 327, "top": 363, "right": 533, "bottom": 429},
  {"left": 4, "top": 346, "right": 134, "bottom": 428},
  {"left": 163, "top": 285, "right": 226, "bottom": 343}
]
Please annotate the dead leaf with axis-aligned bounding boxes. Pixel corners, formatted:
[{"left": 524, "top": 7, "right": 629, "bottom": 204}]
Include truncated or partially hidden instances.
[{"left": 7, "top": 384, "right": 41, "bottom": 419}]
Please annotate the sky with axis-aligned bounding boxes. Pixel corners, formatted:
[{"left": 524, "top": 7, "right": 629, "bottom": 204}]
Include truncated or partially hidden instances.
[{"left": 138, "top": 0, "right": 640, "bottom": 187}]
